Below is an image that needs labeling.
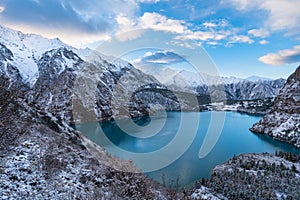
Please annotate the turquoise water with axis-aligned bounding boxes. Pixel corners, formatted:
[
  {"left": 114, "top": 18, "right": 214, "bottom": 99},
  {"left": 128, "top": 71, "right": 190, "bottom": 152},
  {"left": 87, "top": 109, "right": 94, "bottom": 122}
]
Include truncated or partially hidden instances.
[{"left": 76, "top": 111, "right": 300, "bottom": 187}]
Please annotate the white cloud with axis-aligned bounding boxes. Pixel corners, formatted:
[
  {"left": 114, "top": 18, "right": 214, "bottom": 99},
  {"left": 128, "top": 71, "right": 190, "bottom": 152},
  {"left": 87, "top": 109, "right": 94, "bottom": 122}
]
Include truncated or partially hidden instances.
[
  {"left": 139, "top": 12, "right": 187, "bottom": 34},
  {"left": 115, "top": 13, "right": 244, "bottom": 45},
  {"left": 115, "top": 12, "right": 188, "bottom": 41},
  {"left": 259, "top": 40, "right": 268, "bottom": 45},
  {"left": 132, "top": 50, "right": 185, "bottom": 65},
  {"left": 122, "top": 16, "right": 252, "bottom": 46},
  {"left": 259, "top": 45, "right": 300, "bottom": 66},
  {"left": 262, "top": 1, "right": 300, "bottom": 32},
  {"left": 116, "top": 14, "right": 137, "bottom": 33},
  {"left": 136, "top": 0, "right": 166, "bottom": 3},
  {"left": 0, "top": 0, "right": 139, "bottom": 47},
  {"left": 203, "top": 22, "right": 217, "bottom": 28},
  {"left": 226, "top": 0, "right": 300, "bottom": 36},
  {"left": 175, "top": 30, "right": 228, "bottom": 41},
  {"left": 206, "top": 41, "right": 219, "bottom": 46},
  {"left": 0, "top": 0, "right": 256, "bottom": 48},
  {"left": 229, "top": 35, "right": 254, "bottom": 44},
  {"left": 174, "top": 19, "right": 255, "bottom": 45},
  {"left": 144, "top": 51, "right": 154, "bottom": 56},
  {"left": 222, "top": 0, "right": 253, "bottom": 10},
  {"left": 248, "top": 29, "right": 269, "bottom": 38},
  {"left": 0, "top": 6, "right": 5, "bottom": 13},
  {"left": 170, "top": 40, "right": 198, "bottom": 49}
]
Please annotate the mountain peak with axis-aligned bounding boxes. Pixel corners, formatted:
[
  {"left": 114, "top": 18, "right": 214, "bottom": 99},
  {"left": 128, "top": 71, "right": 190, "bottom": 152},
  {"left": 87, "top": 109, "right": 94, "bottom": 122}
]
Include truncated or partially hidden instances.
[
  {"left": 0, "top": 25, "right": 76, "bottom": 85},
  {"left": 246, "top": 75, "right": 272, "bottom": 82},
  {"left": 290, "top": 65, "right": 300, "bottom": 81}
]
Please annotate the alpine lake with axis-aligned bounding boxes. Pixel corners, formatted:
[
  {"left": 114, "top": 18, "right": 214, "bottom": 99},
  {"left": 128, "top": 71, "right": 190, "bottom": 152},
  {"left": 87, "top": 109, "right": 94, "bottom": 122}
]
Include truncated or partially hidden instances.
[{"left": 75, "top": 111, "right": 300, "bottom": 187}]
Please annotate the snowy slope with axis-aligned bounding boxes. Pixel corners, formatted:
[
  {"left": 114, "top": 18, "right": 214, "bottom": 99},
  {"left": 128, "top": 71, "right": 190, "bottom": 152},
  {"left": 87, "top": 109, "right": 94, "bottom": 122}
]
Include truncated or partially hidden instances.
[
  {"left": 194, "top": 153, "right": 300, "bottom": 199},
  {"left": 0, "top": 25, "right": 70, "bottom": 84},
  {"left": 251, "top": 65, "right": 300, "bottom": 148},
  {"left": 0, "top": 25, "right": 94, "bottom": 85}
]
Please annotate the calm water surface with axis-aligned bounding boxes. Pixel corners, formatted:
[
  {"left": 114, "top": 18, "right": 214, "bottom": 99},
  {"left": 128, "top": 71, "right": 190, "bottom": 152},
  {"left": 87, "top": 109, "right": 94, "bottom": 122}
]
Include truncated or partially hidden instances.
[{"left": 76, "top": 111, "right": 300, "bottom": 187}]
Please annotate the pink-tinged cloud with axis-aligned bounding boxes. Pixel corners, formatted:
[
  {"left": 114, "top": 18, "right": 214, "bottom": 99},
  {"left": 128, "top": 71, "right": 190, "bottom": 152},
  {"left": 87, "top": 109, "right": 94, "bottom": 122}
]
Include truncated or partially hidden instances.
[{"left": 259, "top": 45, "right": 300, "bottom": 66}]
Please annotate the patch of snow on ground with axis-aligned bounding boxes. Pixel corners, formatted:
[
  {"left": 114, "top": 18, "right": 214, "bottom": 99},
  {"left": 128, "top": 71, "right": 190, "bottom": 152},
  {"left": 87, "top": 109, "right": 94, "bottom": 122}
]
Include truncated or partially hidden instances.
[{"left": 191, "top": 186, "right": 225, "bottom": 200}]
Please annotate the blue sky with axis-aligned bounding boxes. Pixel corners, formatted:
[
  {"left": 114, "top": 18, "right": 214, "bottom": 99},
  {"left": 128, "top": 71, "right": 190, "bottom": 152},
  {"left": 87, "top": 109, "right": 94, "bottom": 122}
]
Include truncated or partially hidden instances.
[{"left": 0, "top": 0, "right": 300, "bottom": 78}]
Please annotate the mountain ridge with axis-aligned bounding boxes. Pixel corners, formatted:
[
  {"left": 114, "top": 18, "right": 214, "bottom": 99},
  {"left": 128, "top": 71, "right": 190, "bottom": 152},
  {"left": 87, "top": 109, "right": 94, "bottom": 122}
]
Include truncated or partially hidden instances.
[
  {"left": 137, "top": 65, "right": 285, "bottom": 101},
  {"left": 246, "top": 75, "right": 272, "bottom": 82}
]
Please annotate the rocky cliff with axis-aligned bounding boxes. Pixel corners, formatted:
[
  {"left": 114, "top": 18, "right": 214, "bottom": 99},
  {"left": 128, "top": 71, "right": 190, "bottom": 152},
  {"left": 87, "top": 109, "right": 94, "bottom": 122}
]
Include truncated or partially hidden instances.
[{"left": 251, "top": 66, "right": 300, "bottom": 148}]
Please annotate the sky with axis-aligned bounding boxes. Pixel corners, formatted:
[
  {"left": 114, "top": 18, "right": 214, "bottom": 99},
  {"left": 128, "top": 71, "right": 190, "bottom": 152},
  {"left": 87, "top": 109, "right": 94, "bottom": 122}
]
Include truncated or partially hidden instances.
[{"left": 0, "top": 0, "right": 300, "bottom": 79}]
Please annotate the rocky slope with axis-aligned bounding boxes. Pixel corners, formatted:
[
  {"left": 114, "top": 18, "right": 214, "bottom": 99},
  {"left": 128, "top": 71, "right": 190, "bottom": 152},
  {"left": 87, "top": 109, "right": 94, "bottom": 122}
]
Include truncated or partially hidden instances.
[
  {"left": 0, "top": 76, "right": 174, "bottom": 199},
  {"left": 251, "top": 66, "right": 300, "bottom": 148}
]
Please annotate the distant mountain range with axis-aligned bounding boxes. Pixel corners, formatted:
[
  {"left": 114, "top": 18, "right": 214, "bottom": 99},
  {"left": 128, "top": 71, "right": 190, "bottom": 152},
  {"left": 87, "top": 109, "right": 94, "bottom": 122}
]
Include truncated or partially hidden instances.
[
  {"left": 0, "top": 24, "right": 286, "bottom": 121},
  {"left": 0, "top": 25, "right": 188, "bottom": 124},
  {"left": 245, "top": 75, "right": 272, "bottom": 82},
  {"left": 137, "top": 65, "right": 286, "bottom": 100},
  {"left": 137, "top": 65, "right": 244, "bottom": 87}
]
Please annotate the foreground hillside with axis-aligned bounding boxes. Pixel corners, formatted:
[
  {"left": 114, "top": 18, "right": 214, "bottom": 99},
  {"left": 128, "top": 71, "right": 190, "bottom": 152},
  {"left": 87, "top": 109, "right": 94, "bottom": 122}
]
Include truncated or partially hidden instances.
[
  {"left": 0, "top": 77, "right": 173, "bottom": 199},
  {"left": 192, "top": 152, "right": 300, "bottom": 199}
]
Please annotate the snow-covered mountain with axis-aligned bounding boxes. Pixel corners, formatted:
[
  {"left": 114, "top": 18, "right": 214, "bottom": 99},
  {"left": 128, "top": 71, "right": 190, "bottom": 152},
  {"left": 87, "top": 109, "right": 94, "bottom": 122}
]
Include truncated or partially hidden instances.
[
  {"left": 0, "top": 23, "right": 287, "bottom": 125},
  {"left": 0, "top": 25, "right": 70, "bottom": 85},
  {"left": 0, "top": 25, "right": 185, "bottom": 124},
  {"left": 0, "top": 25, "right": 98, "bottom": 85},
  {"left": 0, "top": 23, "right": 286, "bottom": 118},
  {"left": 221, "top": 78, "right": 285, "bottom": 100},
  {"left": 137, "top": 65, "right": 243, "bottom": 88},
  {"left": 137, "top": 65, "right": 285, "bottom": 100},
  {"left": 246, "top": 75, "right": 272, "bottom": 82},
  {"left": 251, "top": 65, "right": 300, "bottom": 148}
]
